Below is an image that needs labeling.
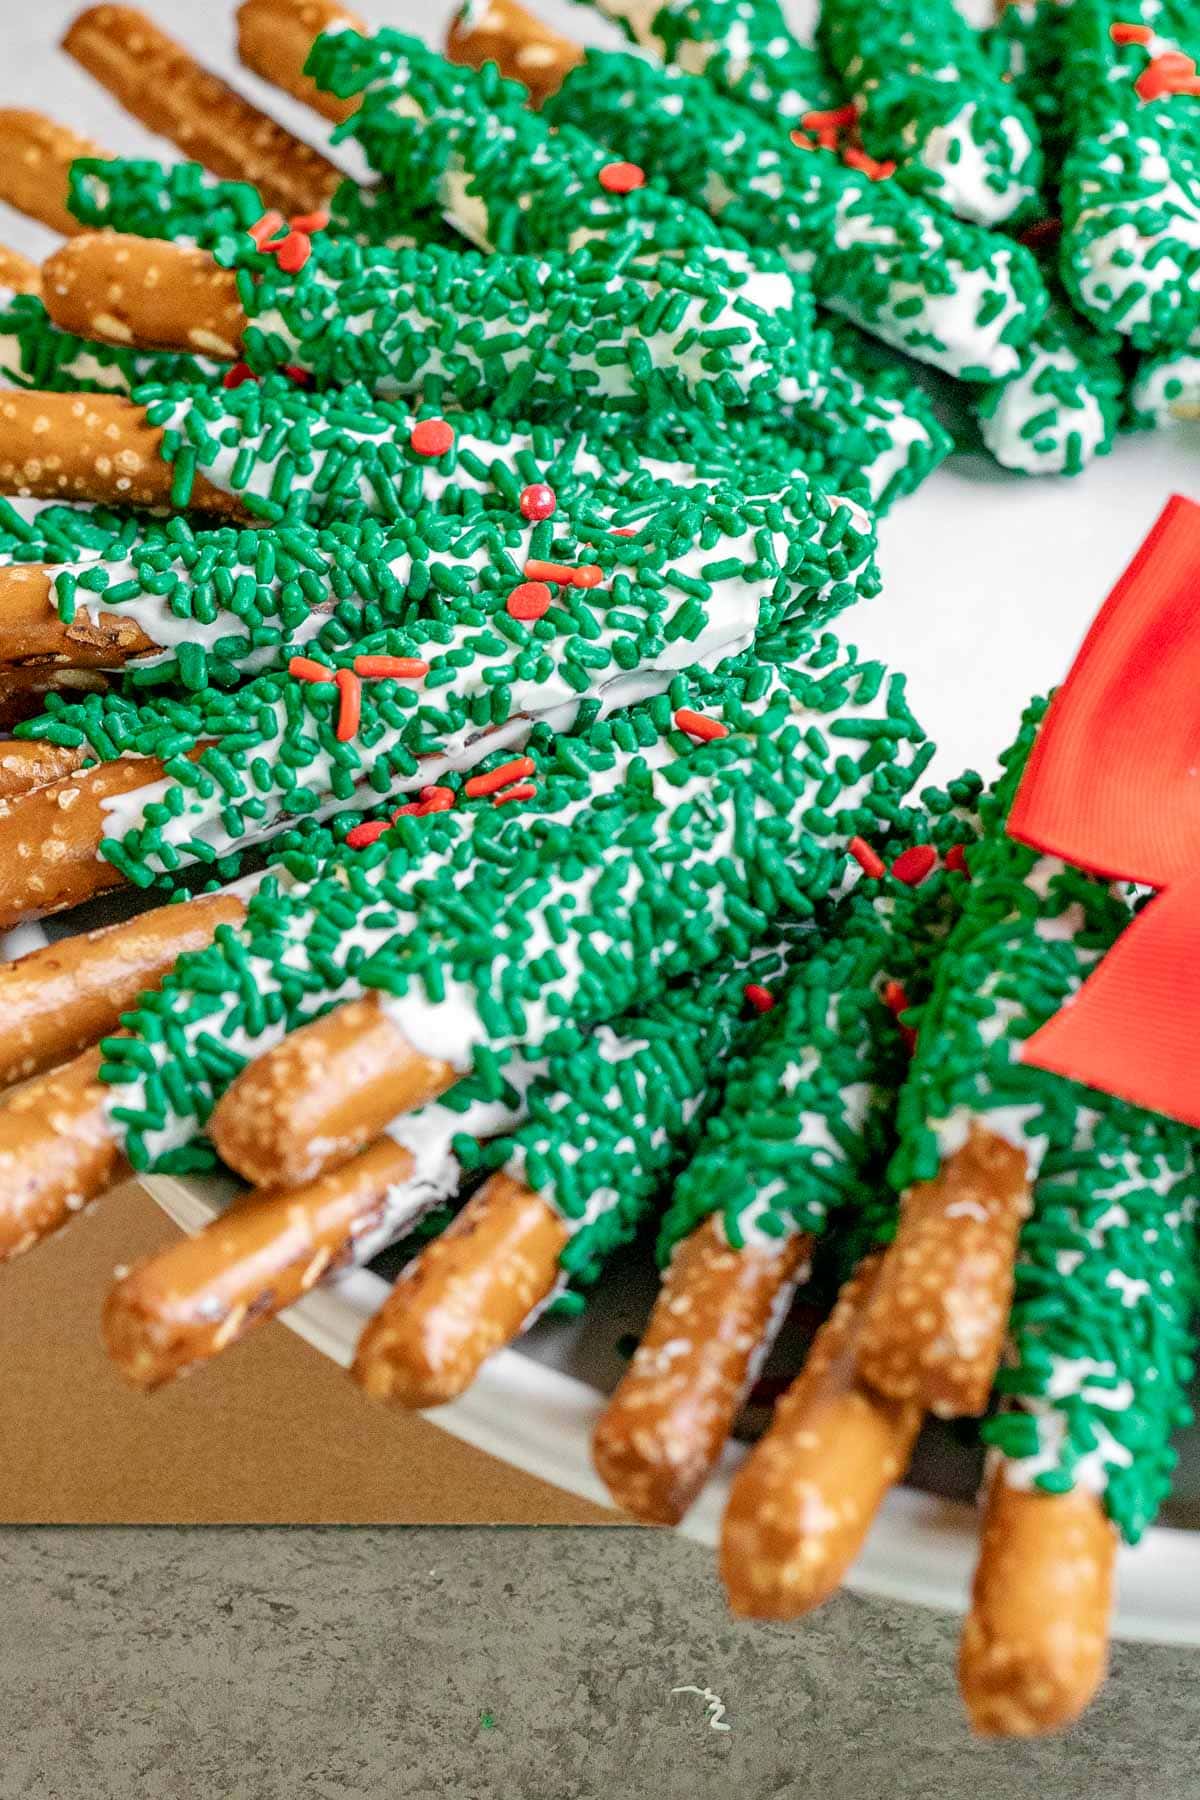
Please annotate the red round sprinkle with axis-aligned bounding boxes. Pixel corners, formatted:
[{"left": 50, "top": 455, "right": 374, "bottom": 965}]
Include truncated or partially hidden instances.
[
  {"left": 410, "top": 418, "right": 455, "bottom": 457},
  {"left": 353, "top": 655, "right": 430, "bottom": 678},
  {"left": 944, "top": 842, "right": 969, "bottom": 875},
  {"left": 848, "top": 836, "right": 885, "bottom": 878},
  {"left": 891, "top": 843, "right": 938, "bottom": 886},
  {"left": 334, "top": 668, "right": 362, "bottom": 743},
  {"left": 493, "top": 781, "right": 537, "bottom": 807},
  {"left": 248, "top": 210, "right": 286, "bottom": 247},
  {"left": 345, "top": 820, "right": 391, "bottom": 848},
  {"left": 222, "top": 360, "right": 258, "bottom": 390},
  {"left": 598, "top": 160, "right": 645, "bottom": 193},
  {"left": 743, "top": 983, "right": 775, "bottom": 1014},
  {"left": 288, "top": 655, "right": 334, "bottom": 682},
  {"left": 673, "top": 708, "right": 729, "bottom": 742},
  {"left": 1110, "top": 19, "right": 1153, "bottom": 43},
  {"left": 519, "top": 482, "right": 557, "bottom": 521},
  {"left": 506, "top": 580, "right": 553, "bottom": 621},
  {"left": 464, "top": 756, "right": 536, "bottom": 798}
]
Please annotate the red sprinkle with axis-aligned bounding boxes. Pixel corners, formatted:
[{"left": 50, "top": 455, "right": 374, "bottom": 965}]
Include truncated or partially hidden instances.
[
  {"left": 519, "top": 482, "right": 557, "bottom": 521},
  {"left": 673, "top": 708, "right": 729, "bottom": 742},
  {"left": 274, "top": 229, "right": 312, "bottom": 273},
  {"left": 464, "top": 756, "right": 536, "bottom": 798},
  {"left": 493, "top": 781, "right": 537, "bottom": 807},
  {"left": 842, "top": 146, "right": 897, "bottom": 180},
  {"left": 944, "top": 842, "right": 970, "bottom": 875},
  {"left": 1019, "top": 215, "right": 1063, "bottom": 251},
  {"left": 1136, "top": 51, "right": 1200, "bottom": 99},
  {"left": 410, "top": 418, "right": 455, "bottom": 457},
  {"left": 222, "top": 360, "right": 258, "bottom": 390},
  {"left": 394, "top": 784, "right": 456, "bottom": 817},
  {"left": 598, "top": 160, "right": 645, "bottom": 193},
  {"left": 248, "top": 210, "right": 286, "bottom": 247},
  {"left": 288, "top": 655, "right": 334, "bottom": 682},
  {"left": 506, "top": 580, "right": 553, "bottom": 621},
  {"left": 334, "top": 668, "right": 362, "bottom": 742},
  {"left": 891, "top": 843, "right": 938, "bottom": 886},
  {"left": 743, "top": 983, "right": 775, "bottom": 1014},
  {"left": 789, "top": 130, "right": 817, "bottom": 151},
  {"left": 882, "top": 979, "right": 910, "bottom": 1018},
  {"left": 609, "top": 526, "right": 638, "bottom": 537},
  {"left": 352, "top": 655, "right": 430, "bottom": 678},
  {"left": 848, "top": 836, "right": 885, "bottom": 878},
  {"left": 523, "top": 559, "right": 604, "bottom": 588},
  {"left": 345, "top": 820, "right": 391, "bottom": 848},
  {"left": 289, "top": 209, "right": 331, "bottom": 234},
  {"left": 1110, "top": 20, "right": 1153, "bottom": 43},
  {"left": 283, "top": 363, "right": 313, "bottom": 388},
  {"left": 800, "top": 103, "right": 857, "bottom": 133}
]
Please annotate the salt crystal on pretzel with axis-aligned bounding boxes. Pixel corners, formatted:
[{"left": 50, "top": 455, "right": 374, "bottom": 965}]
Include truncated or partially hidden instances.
[
  {"left": 449, "top": 4, "right": 1049, "bottom": 380},
  {"left": 353, "top": 934, "right": 804, "bottom": 1407},
  {"left": 817, "top": 0, "right": 1044, "bottom": 225},
  {"left": 41, "top": 231, "right": 812, "bottom": 418},
  {"left": 0, "top": 110, "right": 111, "bottom": 238},
  {"left": 593, "top": 786, "right": 979, "bottom": 1523},
  {"left": 862, "top": 700, "right": 1144, "bottom": 1418},
  {"left": 62, "top": 4, "right": 344, "bottom": 218}
]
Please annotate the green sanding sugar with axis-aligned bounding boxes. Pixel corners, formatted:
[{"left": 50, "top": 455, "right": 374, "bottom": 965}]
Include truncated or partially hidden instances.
[
  {"left": 97, "top": 623, "right": 930, "bottom": 1174},
  {"left": 23, "top": 480, "right": 880, "bottom": 879},
  {"left": 891, "top": 699, "right": 1138, "bottom": 1194},
  {"left": 972, "top": 297, "right": 1124, "bottom": 476},
  {"left": 307, "top": 28, "right": 748, "bottom": 260},
  {"left": 230, "top": 233, "right": 811, "bottom": 417},
  {"left": 0, "top": 292, "right": 218, "bottom": 398},
  {"left": 546, "top": 49, "right": 1049, "bottom": 381},
  {"left": 818, "top": 0, "right": 1044, "bottom": 226},
  {"left": 459, "top": 932, "right": 806, "bottom": 1291},
  {"left": 984, "top": 1098, "right": 1197, "bottom": 1543},
  {"left": 570, "top": 0, "right": 839, "bottom": 125},
  {"left": 659, "top": 779, "right": 980, "bottom": 1260},
  {"left": 1060, "top": 0, "right": 1200, "bottom": 350}
]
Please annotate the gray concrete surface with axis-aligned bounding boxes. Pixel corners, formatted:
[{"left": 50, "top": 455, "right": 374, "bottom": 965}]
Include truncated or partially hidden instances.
[{"left": 1, "top": 1526, "right": 1194, "bottom": 1799}]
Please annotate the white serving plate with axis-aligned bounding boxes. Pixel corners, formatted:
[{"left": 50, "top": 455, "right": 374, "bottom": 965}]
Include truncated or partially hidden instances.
[
  {"left": 5, "top": 0, "right": 1199, "bottom": 1648},
  {"left": 135, "top": 429, "right": 1200, "bottom": 1642}
]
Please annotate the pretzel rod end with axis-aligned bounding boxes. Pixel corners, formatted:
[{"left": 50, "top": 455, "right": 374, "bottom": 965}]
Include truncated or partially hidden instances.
[
  {"left": 856, "top": 1127, "right": 1031, "bottom": 1417},
  {"left": 0, "top": 1048, "right": 125, "bottom": 1261},
  {"left": 0, "top": 244, "right": 42, "bottom": 297},
  {"left": 42, "top": 234, "right": 245, "bottom": 360},
  {"left": 0, "top": 109, "right": 109, "bottom": 236},
  {"left": 719, "top": 1256, "right": 923, "bottom": 1619},
  {"left": 959, "top": 1466, "right": 1116, "bottom": 1737},
  {"left": 236, "top": 0, "right": 366, "bottom": 124},
  {"left": 593, "top": 1218, "right": 811, "bottom": 1525},
  {"left": 446, "top": 0, "right": 584, "bottom": 107},
  {"left": 352, "top": 1172, "right": 568, "bottom": 1407}
]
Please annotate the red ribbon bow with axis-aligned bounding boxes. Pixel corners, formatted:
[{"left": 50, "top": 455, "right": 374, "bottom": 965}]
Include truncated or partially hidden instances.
[{"left": 1009, "top": 494, "right": 1200, "bottom": 1126}]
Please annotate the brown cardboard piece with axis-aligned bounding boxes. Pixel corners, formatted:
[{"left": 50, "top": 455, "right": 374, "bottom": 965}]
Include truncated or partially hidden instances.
[{"left": 0, "top": 1180, "right": 620, "bottom": 1524}]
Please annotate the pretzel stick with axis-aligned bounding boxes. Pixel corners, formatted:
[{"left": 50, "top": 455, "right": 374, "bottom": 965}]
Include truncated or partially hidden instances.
[
  {"left": 0, "top": 562, "right": 157, "bottom": 668},
  {"left": 0, "top": 245, "right": 41, "bottom": 298},
  {"left": 855, "top": 1125, "right": 1030, "bottom": 1417},
  {"left": 0, "top": 886, "right": 247, "bottom": 1085},
  {"left": 0, "top": 737, "right": 88, "bottom": 799},
  {"left": 719, "top": 1255, "right": 924, "bottom": 1618},
  {"left": 0, "top": 110, "right": 110, "bottom": 238},
  {"left": 352, "top": 1171, "right": 567, "bottom": 1405},
  {"left": 42, "top": 235, "right": 245, "bottom": 360},
  {"left": 0, "top": 1047, "right": 127, "bottom": 1261},
  {"left": 0, "top": 391, "right": 244, "bottom": 516},
  {"left": 446, "top": 0, "right": 582, "bottom": 107},
  {"left": 209, "top": 994, "right": 456, "bottom": 1187},
  {"left": 0, "top": 753, "right": 171, "bottom": 927},
  {"left": 236, "top": 0, "right": 366, "bottom": 124},
  {"left": 593, "top": 1218, "right": 812, "bottom": 1524},
  {"left": 62, "top": 5, "right": 344, "bottom": 216},
  {"left": 958, "top": 1465, "right": 1116, "bottom": 1736},
  {"left": 104, "top": 1136, "right": 415, "bottom": 1387}
]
